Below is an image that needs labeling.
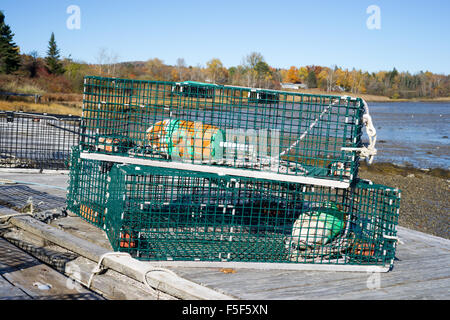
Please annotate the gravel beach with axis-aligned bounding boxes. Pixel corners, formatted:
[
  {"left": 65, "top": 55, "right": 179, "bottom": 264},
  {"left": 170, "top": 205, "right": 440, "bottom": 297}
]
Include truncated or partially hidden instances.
[{"left": 359, "top": 162, "right": 449, "bottom": 240}]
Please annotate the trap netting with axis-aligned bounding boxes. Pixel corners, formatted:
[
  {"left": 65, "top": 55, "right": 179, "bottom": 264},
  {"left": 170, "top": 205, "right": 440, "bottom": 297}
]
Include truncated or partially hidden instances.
[
  {"left": 80, "top": 76, "right": 376, "bottom": 187},
  {"left": 67, "top": 146, "right": 110, "bottom": 228},
  {"left": 0, "top": 111, "right": 80, "bottom": 169},
  {"left": 95, "top": 162, "right": 400, "bottom": 269}
]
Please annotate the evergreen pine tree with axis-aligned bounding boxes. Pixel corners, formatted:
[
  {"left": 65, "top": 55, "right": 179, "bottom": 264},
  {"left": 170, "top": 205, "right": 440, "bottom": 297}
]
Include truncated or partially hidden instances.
[
  {"left": 0, "top": 11, "right": 21, "bottom": 74},
  {"left": 45, "top": 32, "right": 65, "bottom": 75},
  {"left": 306, "top": 70, "right": 318, "bottom": 88}
]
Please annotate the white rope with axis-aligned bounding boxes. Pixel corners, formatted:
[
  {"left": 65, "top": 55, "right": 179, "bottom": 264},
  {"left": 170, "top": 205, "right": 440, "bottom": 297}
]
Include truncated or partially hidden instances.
[
  {"left": 86, "top": 251, "right": 179, "bottom": 298},
  {"left": 87, "top": 252, "right": 131, "bottom": 289},
  {"left": 143, "top": 266, "right": 178, "bottom": 298},
  {"left": 383, "top": 234, "right": 404, "bottom": 245},
  {"left": 341, "top": 99, "right": 377, "bottom": 164},
  {"left": 279, "top": 97, "right": 341, "bottom": 158},
  {"left": 143, "top": 266, "right": 178, "bottom": 281},
  {"left": 267, "top": 97, "right": 342, "bottom": 174}
]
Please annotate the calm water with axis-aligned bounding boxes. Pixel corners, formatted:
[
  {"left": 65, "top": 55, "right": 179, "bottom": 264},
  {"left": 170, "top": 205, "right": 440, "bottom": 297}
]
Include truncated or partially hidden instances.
[{"left": 366, "top": 102, "right": 450, "bottom": 169}]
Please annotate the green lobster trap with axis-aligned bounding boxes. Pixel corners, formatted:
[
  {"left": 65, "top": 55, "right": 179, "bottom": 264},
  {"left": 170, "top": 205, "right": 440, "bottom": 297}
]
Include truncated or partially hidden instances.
[
  {"left": 67, "top": 146, "right": 111, "bottom": 228},
  {"left": 79, "top": 76, "right": 378, "bottom": 188},
  {"left": 99, "top": 162, "right": 400, "bottom": 271},
  {"left": 66, "top": 75, "right": 398, "bottom": 272}
]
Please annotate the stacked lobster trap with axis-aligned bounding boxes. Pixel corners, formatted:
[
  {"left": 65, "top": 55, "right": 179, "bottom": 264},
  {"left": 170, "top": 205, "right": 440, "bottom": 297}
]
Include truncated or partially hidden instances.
[{"left": 67, "top": 76, "right": 401, "bottom": 271}]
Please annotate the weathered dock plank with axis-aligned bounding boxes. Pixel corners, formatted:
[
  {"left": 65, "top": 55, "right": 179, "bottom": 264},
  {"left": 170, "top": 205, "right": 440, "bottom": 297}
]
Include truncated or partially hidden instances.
[
  {"left": 1, "top": 228, "right": 177, "bottom": 300},
  {"left": 0, "top": 237, "right": 102, "bottom": 300},
  {"left": 51, "top": 215, "right": 112, "bottom": 250},
  {"left": 171, "top": 226, "right": 450, "bottom": 299},
  {"left": 1, "top": 213, "right": 234, "bottom": 300},
  {"left": 0, "top": 276, "right": 31, "bottom": 300}
]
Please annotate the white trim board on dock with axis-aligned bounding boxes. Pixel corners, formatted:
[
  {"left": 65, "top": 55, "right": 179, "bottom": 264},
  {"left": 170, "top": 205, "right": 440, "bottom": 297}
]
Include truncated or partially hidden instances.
[{"left": 146, "top": 261, "right": 390, "bottom": 273}]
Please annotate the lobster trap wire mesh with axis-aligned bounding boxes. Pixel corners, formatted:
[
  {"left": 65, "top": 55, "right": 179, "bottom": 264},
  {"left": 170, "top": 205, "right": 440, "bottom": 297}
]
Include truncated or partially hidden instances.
[
  {"left": 67, "top": 146, "right": 110, "bottom": 228},
  {"left": 96, "top": 161, "right": 400, "bottom": 268},
  {"left": 80, "top": 76, "right": 368, "bottom": 186},
  {"left": 0, "top": 111, "right": 80, "bottom": 169}
]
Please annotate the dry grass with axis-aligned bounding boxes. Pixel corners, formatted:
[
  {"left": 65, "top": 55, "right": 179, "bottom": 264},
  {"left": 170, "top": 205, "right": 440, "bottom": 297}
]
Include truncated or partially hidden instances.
[
  {"left": 41, "top": 92, "right": 83, "bottom": 103},
  {"left": 0, "top": 79, "right": 46, "bottom": 95},
  {"left": 283, "top": 87, "right": 450, "bottom": 102},
  {"left": 0, "top": 100, "right": 82, "bottom": 116}
]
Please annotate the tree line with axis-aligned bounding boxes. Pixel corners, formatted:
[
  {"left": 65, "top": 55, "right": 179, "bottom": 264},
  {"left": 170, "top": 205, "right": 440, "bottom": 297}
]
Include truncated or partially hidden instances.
[{"left": 1, "top": 11, "right": 449, "bottom": 99}]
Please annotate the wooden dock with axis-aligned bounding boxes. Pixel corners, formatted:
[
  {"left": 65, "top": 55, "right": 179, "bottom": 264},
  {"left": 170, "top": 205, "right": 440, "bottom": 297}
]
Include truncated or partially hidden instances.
[
  {"left": 0, "top": 171, "right": 449, "bottom": 300},
  {"left": 170, "top": 226, "right": 450, "bottom": 299},
  {"left": 0, "top": 222, "right": 102, "bottom": 300}
]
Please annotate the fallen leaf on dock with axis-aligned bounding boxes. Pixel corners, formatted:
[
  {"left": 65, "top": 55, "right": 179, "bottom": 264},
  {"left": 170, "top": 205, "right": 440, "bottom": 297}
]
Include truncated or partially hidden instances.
[{"left": 219, "top": 268, "right": 236, "bottom": 274}]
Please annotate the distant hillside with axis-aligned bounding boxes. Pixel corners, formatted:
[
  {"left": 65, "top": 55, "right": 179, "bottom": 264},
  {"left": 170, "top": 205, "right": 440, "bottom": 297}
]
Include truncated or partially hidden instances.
[{"left": 2, "top": 52, "right": 449, "bottom": 102}]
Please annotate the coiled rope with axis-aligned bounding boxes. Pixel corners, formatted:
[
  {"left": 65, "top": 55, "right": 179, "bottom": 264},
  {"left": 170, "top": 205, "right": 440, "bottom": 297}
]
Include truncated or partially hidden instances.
[{"left": 341, "top": 99, "right": 378, "bottom": 164}]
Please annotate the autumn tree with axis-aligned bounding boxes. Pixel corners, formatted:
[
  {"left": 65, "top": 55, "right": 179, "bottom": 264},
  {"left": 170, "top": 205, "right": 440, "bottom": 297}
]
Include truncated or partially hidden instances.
[
  {"left": 241, "top": 52, "right": 265, "bottom": 87},
  {"left": 386, "top": 68, "right": 399, "bottom": 85},
  {"left": 64, "top": 60, "right": 91, "bottom": 92},
  {"left": 254, "top": 60, "right": 272, "bottom": 87},
  {"left": 146, "top": 58, "right": 169, "bottom": 81},
  {"left": 117, "top": 62, "right": 140, "bottom": 79},
  {"left": 45, "top": 32, "right": 65, "bottom": 75},
  {"left": 95, "top": 47, "right": 119, "bottom": 76},
  {"left": 317, "top": 68, "right": 329, "bottom": 90},
  {"left": 306, "top": 70, "right": 317, "bottom": 88},
  {"left": 21, "top": 50, "right": 41, "bottom": 78},
  {"left": 96, "top": 47, "right": 108, "bottom": 75},
  {"left": 285, "top": 66, "right": 300, "bottom": 83},
  {"left": 206, "top": 58, "right": 228, "bottom": 84},
  {"left": 270, "top": 67, "right": 283, "bottom": 89},
  {"left": 325, "top": 66, "right": 338, "bottom": 92},
  {"left": 228, "top": 65, "right": 246, "bottom": 86},
  {"left": 244, "top": 52, "right": 264, "bottom": 69},
  {"left": 190, "top": 64, "right": 206, "bottom": 82},
  {"left": 335, "top": 68, "right": 349, "bottom": 90},
  {"left": 298, "top": 67, "right": 309, "bottom": 82},
  {"left": 228, "top": 66, "right": 237, "bottom": 79},
  {"left": 0, "top": 11, "right": 20, "bottom": 74},
  {"left": 176, "top": 58, "right": 186, "bottom": 81}
]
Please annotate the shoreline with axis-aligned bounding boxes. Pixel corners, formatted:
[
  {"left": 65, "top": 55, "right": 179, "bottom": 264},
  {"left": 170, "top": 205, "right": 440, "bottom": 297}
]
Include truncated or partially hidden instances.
[
  {"left": 284, "top": 88, "right": 450, "bottom": 103},
  {"left": 0, "top": 96, "right": 448, "bottom": 116},
  {"left": 358, "top": 161, "right": 449, "bottom": 240},
  {"left": 359, "top": 161, "right": 449, "bottom": 179},
  {"left": 365, "top": 97, "right": 450, "bottom": 103},
  {"left": 1, "top": 87, "right": 449, "bottom": 116}
]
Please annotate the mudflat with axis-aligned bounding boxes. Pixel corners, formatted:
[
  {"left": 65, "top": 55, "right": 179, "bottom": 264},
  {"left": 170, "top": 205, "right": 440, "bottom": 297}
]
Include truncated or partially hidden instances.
[{"left": 359, "top": 162, "right": 449, "bottom": 240}]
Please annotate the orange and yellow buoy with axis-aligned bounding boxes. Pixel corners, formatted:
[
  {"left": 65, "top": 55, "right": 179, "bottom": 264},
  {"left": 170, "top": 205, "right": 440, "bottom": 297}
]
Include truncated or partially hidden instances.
[{"left": 146, "top": 119, "right": 224, "bottom": 162}]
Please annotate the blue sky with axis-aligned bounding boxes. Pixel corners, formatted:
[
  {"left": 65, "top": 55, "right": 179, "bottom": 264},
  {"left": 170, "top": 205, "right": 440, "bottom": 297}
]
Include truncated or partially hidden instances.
[{"left": 2, "top": 0, "right": 449, "bottom": 74}]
